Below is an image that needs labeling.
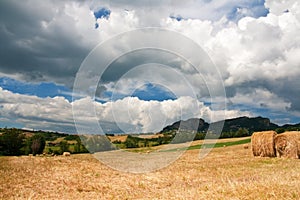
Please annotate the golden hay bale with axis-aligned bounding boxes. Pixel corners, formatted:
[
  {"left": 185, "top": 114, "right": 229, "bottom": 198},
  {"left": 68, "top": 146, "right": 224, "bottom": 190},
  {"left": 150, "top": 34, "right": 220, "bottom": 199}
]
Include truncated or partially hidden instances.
[
  {"left": 251, "top": 131, "right": 277, "bottom": 157},
  {"left": 274, "top": 131, "right": 300, "bottom": 159}
]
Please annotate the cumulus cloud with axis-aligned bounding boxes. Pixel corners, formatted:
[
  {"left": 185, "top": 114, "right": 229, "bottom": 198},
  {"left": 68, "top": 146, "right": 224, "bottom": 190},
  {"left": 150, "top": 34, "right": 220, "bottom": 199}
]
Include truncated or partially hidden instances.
[
  {"left": 0, "top": 87, "right": 75, "bottom": 132},
  {"left": 160, "top": 0, "right": 300, "bottom": 114},
  {"left": 264, "top": 0, "right": 296, "bottom": 15},
  {"left": 0, "top": 0, "right": 98, "bottom": 87},
  {"left": 0, "top": 87, "right": 249, "bottom": 133},
  {"left": 209, "top": 2, "right": 300, "bottom": 112},
  {"left": 229, "top": 88, "right": 291, "bottom": 112}
]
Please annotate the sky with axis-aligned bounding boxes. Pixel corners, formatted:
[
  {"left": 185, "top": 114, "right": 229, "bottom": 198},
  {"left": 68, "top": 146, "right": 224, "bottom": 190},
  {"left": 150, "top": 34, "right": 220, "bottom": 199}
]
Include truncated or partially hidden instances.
[{"left": 0, "top": 0, "right": 300, "bottom": 134}]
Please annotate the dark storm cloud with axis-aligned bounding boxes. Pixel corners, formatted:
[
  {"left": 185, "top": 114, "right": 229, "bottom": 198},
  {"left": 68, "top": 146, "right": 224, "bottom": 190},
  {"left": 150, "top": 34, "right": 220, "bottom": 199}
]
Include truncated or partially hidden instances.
[
  {"left": 0, "top": 0, "right": 92, "bottom": 87},
  {"left": 269, "top": 79, "right": 300, "bottom": 112},
  {"left": 100, "top": 49, "right": 189, "bottom": 82},
  {"left": 226, "top": 78, "right": 300, "bottom": 112},
  {"left": 0, "top": 0, "right": 269, "bottom": 89},
  {"left": 93, "top": 47, "right": 212, "bottom": 100}
]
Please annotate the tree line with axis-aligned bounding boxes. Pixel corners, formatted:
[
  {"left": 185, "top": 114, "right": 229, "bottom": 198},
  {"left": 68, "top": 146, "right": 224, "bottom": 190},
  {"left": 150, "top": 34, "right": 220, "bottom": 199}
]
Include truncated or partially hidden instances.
[
  {"left": 0, "top": 128, "right": 45, "bottom": 156},
  {"left": 0, "top": 128, "right": 88, "bottom": 156}
]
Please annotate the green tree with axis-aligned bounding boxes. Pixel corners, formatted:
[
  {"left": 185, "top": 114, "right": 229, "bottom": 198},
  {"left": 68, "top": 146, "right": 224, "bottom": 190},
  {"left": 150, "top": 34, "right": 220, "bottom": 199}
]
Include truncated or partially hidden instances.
[
  {"left": 275, "top": 128, "right": 285, "bottom": 134},
  {"left": 74, "top": 138, "right": 89, "bottom": 153},
  {"left": 64, "top": 135, "right": 80, "bottom": 141},
  {"left": 235, "top": 128, "right": 249, "bottom": 137},
  {"left": 31, "top": 134, "right": 46, "bottom": 155},
  {"left": 124, "top": 135, "right": 139, "bottom": 148},
  {"left": 0, "top": 128, "right": 25, "bottom": 155},
  {"left": 59, "top": 141, "right": 69, "bottom": 153},
  {"left": 25, "top": 134, "right": 46, "bottom": 155}
]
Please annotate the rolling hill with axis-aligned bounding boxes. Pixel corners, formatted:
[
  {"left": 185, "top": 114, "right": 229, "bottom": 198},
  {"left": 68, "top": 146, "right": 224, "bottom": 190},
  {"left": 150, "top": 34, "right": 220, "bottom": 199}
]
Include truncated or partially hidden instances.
[{"left": 160, "top": 116, "right": 298, "bottom": 134}]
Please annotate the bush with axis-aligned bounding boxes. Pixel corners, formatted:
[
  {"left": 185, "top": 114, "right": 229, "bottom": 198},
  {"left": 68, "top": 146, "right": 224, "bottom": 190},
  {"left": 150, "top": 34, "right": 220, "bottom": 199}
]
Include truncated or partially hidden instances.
[
  {"left": 59, "top": 141, "right": 69, "bottom": 153},
  {"left": 73, "top": 139, "right": 89, "bottom": 154},
  {"left": 0, "top": 128, "right": 25, "bottom": 156},
  {"left": 25, "top": 134, "right": 46, "bottom": 155},
  {"left": 124, "top": 135, "right": 140, "bottom": 148},
  {"left": 275, "top": 128, "right": 285, "bottom": 134},
  {"left": 64, "top": 135, "right": 80, "bottom": 141}
]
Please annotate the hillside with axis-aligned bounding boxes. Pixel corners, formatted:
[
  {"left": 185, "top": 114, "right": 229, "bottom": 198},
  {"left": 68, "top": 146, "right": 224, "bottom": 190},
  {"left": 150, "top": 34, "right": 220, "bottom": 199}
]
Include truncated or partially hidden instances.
[
  {"left": 213, "top": 116, "right": 279, "bottom": 133},
  {"left": 161, "top": 118, "right": 209, "bottom": 133},
  {"left": 160, "top": 116, "right": 297, "bottom": 134}
]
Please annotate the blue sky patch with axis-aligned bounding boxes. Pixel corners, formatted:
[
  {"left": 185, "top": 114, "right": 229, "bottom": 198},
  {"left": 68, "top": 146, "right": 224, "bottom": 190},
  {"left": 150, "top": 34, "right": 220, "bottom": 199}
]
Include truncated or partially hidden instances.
[
  {"left": 227, "top": 103, "right": 300, "bottom": 125},
  {"left": 94, "top": 7, "right": 111, "bottom": 20},
  {"left": 0, "top": 117, "right": 23, "bottom": 129},
  {"left": 0, "top": 77, "right": 73, "bottom": 102},
  {"left": 226, "top": 0, "right": 269, "bottom": 21},
  {"left": 100, "top": 83, "right": 177, "bottom": 102},
  {"left": 131, "top": 83, "right": 177, "bottom": 101},
  {"left": 169, "top": 14, "right": 183, "bottom": 21},
  {"left": 94, "top": 8, "right": 111, "bottom": 29},
  {"left": 93, "top": 7, "right": 111, "bottom": 29}
]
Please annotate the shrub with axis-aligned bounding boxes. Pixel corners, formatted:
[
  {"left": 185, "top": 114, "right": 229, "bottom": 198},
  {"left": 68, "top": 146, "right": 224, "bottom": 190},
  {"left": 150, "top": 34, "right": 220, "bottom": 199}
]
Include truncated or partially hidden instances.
[
  {"left": 0, "top": 128, "right": 25, "bottom": 156},
  {"left": 59, "top": 141, "right": 69, "bottom": 153},
  {"left": 25, "top": 134, "right": 46, "bottom": 155},
  {"left": 64, "top": 135, "right": 80, "bottom": 141}
]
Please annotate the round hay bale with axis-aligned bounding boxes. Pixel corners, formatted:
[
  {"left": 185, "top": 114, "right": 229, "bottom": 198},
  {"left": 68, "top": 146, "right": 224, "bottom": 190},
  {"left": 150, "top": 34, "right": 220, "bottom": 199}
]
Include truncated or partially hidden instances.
[
  {"left": 274, "top": 131, "right": 300, "bottom": 159},
  {"left": 243, "top": 144, "right": 249, "bottom": 149},
  {"left": 251, "top": 131, "right": 277, "bottom": 157}
]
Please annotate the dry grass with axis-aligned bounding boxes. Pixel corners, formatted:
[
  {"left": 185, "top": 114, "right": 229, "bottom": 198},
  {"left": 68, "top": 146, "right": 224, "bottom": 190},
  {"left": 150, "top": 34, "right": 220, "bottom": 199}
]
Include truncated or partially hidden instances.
[
  {"left": 251, "top": 131, "right": 277, "bottom": 157},
  {"left": 108, "top": 135, "right": 128, "bottom": 143},
  {"left": 275, "top": 131, "right": 300, "bottom": 159},
  {"left": 1, "top": 139, "right": 300, "bottom": 199},
  {"left": 22, "top": 132, "right": 34, "bottom": 138},
  {"left": 135, "top": 134, "right": 164, "bottom": 139},
  {"left": 51, "top": 137, "right": 66, "bottom": 144},
  {"left": 108, "top": 134, "right": 164, "bottom": 143}
]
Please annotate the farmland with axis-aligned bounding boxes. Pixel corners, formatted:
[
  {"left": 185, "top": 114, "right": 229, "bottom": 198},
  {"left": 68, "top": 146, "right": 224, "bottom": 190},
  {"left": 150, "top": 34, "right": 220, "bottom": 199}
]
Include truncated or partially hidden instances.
[{"left": 1, "top": 137, "right": 300, "bottom": 200}]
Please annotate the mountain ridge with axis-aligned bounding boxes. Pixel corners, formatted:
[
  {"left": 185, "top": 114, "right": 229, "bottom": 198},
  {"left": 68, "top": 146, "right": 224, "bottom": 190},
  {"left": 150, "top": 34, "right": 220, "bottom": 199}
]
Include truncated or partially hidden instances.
[{"left": 160, "top": 116, "right": 298, "bottom": 134}]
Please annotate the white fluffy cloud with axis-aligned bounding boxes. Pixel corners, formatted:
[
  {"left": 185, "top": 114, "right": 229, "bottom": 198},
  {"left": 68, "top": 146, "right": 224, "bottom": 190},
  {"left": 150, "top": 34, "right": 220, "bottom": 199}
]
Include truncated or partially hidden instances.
[
  {"left": 0, "top": 87, "right": 249, "bottom": 133},
  {"left": 264, "top": 0, "right": 297, "bottom": 15},
  {"left": 229, "top": 88, "right": 291, "bottom": 112},
  {"left": 160, "top": 0, "right": 300, "bottom": 114},
  {"left": 161, "top": 1, "right": 300, "bottom": 86}
]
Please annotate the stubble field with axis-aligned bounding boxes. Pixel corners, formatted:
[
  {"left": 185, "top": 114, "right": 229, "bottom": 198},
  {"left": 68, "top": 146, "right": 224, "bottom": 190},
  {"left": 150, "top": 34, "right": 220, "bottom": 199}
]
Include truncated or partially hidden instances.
[{"left": 1, "top": 138, "right": 299, "bottom": 200}]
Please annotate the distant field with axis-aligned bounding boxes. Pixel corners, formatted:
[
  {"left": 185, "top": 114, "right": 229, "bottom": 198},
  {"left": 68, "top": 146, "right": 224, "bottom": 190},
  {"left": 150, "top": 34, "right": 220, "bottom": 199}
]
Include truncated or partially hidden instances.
[
  {"left": 1, "top": 137, "right": 300, "bottom": 199},
  {"left": 187, "top": 138, "right": 251, "bottom": 150},
  {"left": 108, "top": 133, "right": 164, "bottom": 142},
  {"left": 125, "top": 136, "right": 251, "bottom": 153},
  {"left": 134, "top": 134, "right": 164, "bottom": 139},
  {"left": 108, "top": 135, "right": 128, "bottom": 143}
]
